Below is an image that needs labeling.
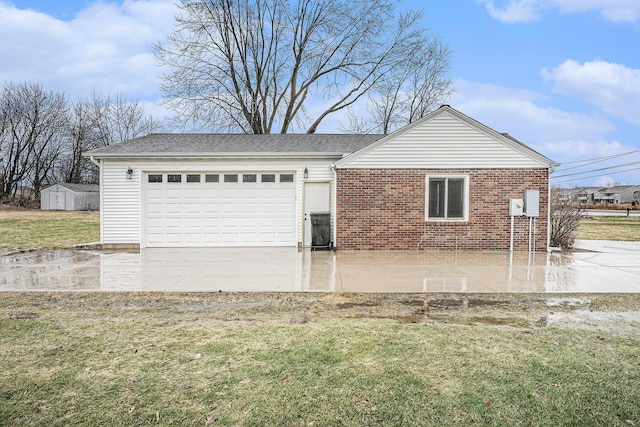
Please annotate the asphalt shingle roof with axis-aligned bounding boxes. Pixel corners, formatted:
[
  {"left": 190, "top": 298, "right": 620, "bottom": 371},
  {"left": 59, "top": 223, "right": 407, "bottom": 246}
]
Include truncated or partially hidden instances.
[
  {"left": 44, "top": 183, "right": 99, "bottom": 192},
  {"left": 85, "top": 133, "right": 385, "bottom": 157}
]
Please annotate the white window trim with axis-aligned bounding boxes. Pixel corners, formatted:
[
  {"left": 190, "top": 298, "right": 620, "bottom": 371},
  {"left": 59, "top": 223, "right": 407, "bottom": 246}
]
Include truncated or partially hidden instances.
[{"left": 424, "top": 174, "right": 469, "bottom": 222}]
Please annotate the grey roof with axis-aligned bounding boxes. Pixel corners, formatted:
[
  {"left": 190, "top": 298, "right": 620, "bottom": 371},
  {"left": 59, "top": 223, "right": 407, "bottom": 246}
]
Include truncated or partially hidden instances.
[
  {"left": 84, "top": 133, "right": 385, "bottom": 158},
  {"left": 43, "top": 183, "right": 99, "bottom": 192}
]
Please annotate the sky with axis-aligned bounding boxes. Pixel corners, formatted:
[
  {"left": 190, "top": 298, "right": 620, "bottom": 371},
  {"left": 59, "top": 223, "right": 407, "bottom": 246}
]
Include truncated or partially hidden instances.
[{"left": 1, "top": 0, "right": 639, "bottom": 187}]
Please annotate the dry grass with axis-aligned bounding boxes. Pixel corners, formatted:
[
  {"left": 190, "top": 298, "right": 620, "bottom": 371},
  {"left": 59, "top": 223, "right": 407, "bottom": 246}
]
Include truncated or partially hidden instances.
[
  {"left": 0, "top": 208, "right": 99, "bottom": 254},
  {"left": 1, "top": 293, "right": 639, "bottom": 426},
  {"left": 579, "top": 216, "right": 640, "bottom": 241}
]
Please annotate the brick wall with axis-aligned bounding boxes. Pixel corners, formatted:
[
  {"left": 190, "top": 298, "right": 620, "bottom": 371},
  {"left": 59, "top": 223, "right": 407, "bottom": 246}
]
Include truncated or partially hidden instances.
[{"left": 336, "top": 168, "right": 549, "bottom": 251}]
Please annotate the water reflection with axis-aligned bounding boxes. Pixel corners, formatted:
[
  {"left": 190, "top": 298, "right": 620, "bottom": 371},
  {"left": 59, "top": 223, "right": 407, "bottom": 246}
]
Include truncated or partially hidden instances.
[{"left": 0, "top": 247, "right": 639, "bottom": 293}]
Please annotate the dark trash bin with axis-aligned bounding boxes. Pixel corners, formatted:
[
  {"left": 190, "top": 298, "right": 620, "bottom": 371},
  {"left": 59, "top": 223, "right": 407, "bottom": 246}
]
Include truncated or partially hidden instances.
[{"left": 310, "top": 212, "right": 331, "bottom": 250}]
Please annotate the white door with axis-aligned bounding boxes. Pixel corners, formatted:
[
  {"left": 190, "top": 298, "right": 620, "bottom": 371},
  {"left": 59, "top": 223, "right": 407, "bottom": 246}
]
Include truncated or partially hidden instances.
[
  {"left": 50, "top": 191, "right": 65, "bottom": 210},
  {"left": 144, "top": 172, "right": 296, "bottom": 247},
  {"left": 303, "top": 182, "right": 331, "bottom": 246}
]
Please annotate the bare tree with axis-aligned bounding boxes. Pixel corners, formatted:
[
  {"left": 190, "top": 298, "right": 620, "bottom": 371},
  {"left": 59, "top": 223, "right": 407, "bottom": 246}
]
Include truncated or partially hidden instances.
[
  {"left": 60, "top": 99, "right": 97, "bottom": 184},
  {"left": 155, "top": 0, "right": 451, "bottom": 134},
  {"left": 59, "top": 90, "right": 164, "bottom": 184},
  {"left": 0, "top": 82, "right": 68, "bottom": 203},
  {"left": 348, "top": 29, "right": 452, "bottom": 134},
  {"left": 86, "top": 90, "right": 163, "bottom": 147}
]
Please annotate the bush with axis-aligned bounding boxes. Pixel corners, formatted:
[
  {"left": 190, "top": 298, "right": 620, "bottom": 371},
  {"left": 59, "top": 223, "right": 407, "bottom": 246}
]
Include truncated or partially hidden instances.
[{"left": 550, "top": 188, "right": 584, "bottom": 249}]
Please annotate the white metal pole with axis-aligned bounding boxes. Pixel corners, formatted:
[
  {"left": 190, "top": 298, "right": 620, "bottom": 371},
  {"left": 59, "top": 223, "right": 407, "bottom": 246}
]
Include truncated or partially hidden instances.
[{"left": 510, "top": 215, "right": 514, "bottom": 252}]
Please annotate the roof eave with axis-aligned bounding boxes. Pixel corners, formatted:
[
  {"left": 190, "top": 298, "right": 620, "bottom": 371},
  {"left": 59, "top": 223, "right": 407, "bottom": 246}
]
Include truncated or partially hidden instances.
[{"left": 82, "top": 151, "right": 347, "bottom": 160}]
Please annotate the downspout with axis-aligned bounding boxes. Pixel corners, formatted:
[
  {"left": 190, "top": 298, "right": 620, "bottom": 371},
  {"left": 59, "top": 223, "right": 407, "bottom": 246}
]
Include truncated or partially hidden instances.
[
  {"left": 330, "top": 163, "right": 338, "bottom": 250},
  {"left": 546, "top": 166, "right": 553, "bottom": 252}
]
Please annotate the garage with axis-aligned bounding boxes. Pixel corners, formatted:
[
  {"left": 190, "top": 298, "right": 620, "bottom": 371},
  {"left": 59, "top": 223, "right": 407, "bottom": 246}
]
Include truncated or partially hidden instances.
[{"left": 143, "top": 171, "right": 296, "bottom": 247}]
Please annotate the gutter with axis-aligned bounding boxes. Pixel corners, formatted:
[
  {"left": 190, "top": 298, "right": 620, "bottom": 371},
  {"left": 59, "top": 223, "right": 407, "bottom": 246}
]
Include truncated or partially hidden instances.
[
  {"left": 82, "top": 152, "right": 348, "bottom": 160},
  {"left": 330, "top": 163, "right": 338, "bottom": 250}
]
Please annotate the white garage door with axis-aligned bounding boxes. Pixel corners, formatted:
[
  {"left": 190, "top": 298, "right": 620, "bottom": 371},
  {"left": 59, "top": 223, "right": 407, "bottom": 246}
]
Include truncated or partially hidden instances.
[{"left": 143, "top": 172, "right": 296, "bottom": 247}]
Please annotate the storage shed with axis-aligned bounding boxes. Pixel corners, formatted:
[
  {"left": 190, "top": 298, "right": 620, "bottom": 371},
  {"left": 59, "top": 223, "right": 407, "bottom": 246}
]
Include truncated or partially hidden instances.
[{"left": 40, "top": 183, "right": 100, "bottom": 211}]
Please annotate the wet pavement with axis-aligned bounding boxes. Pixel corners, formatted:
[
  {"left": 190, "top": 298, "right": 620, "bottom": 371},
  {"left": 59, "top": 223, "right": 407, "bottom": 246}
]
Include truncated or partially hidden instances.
[{"left": 1, "top": 240, "right": 639, "bottom": 292}]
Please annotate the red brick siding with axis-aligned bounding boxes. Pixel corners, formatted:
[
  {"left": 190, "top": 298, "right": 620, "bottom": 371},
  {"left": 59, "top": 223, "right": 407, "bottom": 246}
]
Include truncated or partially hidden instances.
[{"left": 336, "top": 168, "right": 549, "bottom": 251}]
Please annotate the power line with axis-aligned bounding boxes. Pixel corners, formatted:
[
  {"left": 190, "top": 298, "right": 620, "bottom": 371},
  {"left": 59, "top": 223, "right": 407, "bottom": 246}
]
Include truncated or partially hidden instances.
[
  {"left": 554, "top": 149, "right": 640, "bottom": 173},
  {"left": 552, "top": 166, "right": 640, "bottom": 184},
  {"left": 551, "top": 160, "right": 640, "bottom": 178}
]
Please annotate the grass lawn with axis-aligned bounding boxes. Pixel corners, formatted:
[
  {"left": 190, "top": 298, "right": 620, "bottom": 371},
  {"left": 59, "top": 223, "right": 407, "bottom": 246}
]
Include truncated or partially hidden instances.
[
  {"left": 1, "top": 212, "right": 639, "bottom": 425},
  {"left": 0, "top": 208, "right": 99, "bottom": 254},
  {"left": 1, "top": 293, "right": 639, "bottom": 426},
  {"left": 579, "top": 216, "right": 640, "bottom": 241}
]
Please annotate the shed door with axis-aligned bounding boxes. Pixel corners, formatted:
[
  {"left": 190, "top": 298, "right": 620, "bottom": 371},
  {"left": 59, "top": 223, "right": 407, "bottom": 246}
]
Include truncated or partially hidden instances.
[
  {"left": 143, "top": 172, "right": 296, "bottom": 247},
  {"left": 49, "top": 191, "right": 66, "bottom": 210}
]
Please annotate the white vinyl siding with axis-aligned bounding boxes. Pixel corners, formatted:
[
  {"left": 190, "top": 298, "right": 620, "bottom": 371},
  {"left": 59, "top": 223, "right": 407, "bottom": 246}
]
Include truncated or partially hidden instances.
[
  {"left": 99, "top": 159, "right": 335, "bottom": 247},
  {"left": 101, "top": 161, "right": 141, "bottom": 244},
  {"left": 338, "top": 111, "right": 546, "bottom": 169}
]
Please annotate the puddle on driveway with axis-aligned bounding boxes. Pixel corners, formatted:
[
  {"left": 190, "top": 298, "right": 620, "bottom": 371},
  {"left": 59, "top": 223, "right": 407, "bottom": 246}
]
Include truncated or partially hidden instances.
[{"left": 1, "top": 247, "right": 640, "bottom": 293}]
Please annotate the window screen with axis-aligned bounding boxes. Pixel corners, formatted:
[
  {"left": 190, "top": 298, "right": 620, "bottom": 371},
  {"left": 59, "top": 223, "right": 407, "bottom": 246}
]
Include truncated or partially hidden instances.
[{"left": 428, "top": 177, "right": 466, "bottom": 220}]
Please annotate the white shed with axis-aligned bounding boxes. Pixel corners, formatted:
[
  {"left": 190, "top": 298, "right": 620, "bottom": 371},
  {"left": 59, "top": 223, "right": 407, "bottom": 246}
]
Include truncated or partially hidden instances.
[{"left": 40, "top": 183, "right": 100, "bottom": 211}]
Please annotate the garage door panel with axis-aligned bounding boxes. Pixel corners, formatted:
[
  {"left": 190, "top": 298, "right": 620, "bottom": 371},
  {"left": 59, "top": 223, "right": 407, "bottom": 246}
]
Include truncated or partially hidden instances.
[{"left": 144, "top": 171, "right": 297, "bottom": 247}]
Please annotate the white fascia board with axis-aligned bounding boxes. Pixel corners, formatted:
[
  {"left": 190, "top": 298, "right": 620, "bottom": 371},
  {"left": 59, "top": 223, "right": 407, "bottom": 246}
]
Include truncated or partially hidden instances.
[{"left": 82, "top": 152, "right": 345, "bottom": 161}]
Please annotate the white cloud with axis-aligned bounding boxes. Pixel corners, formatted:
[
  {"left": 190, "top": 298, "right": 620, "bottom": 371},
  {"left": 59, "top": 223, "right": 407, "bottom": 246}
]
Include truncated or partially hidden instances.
[
  {"left": 541, "top": 139, "right": 635, "bottom": 159},
  {"left": 479, "top": 0, "right": 541, "bottom": 23},
  {"left": 479, "top": 0, "right": 640, "bottom": 22},
  {"left": 594, "top": 176, "right": 616, "bottom": 187},
  {"left": 0, "top": 0, "right": 178, "bottom": 100},
  {"left": 451, "top": 79, "right": 615, "bottom": 150},
  {"left": 552, "top": 0, "right": 640, "bottom": 22},
  {"left": 542, "top": 60, "right": 640, "bottom": 126}
]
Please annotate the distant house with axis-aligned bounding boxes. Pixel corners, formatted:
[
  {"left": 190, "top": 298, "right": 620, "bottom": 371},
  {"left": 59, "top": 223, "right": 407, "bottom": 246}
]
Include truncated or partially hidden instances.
[
  {"left": 557, "top": 185, "right": 640, "bottom": 205},
  {"left": 564, "top": 186, "right": 603, "bottom": 204},
  {"left": 40, "top": 183, "right": 99, "bottom": 211},
  {"left": 592, "top": 185, "right": 640, "bottom": 205},
  {"left": 84, "top": 105, "right": 556, "bottom": 251}
]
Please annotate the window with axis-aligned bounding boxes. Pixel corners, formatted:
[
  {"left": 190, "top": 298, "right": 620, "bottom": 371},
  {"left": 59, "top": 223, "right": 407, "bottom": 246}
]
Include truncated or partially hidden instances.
[
  {"left": 280, "top": 174, "right": 294, "bottom": 183},
  {"left": 261, "top": 174, "right": 276, "bottom": 183},
  {"left": 426, "top": 175, "right": 468, "bottom": 221},
  {"left": 167, "top": 174, "right": 182, "bottom": 183},
  {"left": 243, "top": 174, "right": 257, "bottom": 183},
  {"left": 205, "top": 174, "right": 219, "bottom": 183},
  {"left": 148, "top": 174, "right": 162, "bottom": 183},
  {"left": 186, "top": 174, "right": 201, "bottom": 183},
  {"left": 224, "top": 174, "right": 238, "bottom": 183}
]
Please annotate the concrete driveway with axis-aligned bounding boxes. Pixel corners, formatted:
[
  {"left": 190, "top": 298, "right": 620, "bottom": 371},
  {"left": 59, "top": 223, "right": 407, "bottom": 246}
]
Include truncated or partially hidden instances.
[{"left": 1, "top": 241, "right": 639, "bottom": 292}]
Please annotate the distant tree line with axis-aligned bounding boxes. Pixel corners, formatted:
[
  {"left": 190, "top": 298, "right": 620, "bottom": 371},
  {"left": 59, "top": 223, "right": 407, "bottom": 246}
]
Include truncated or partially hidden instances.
[{"left": 0, "top": 82, "right": 162, "bottom": 205}]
